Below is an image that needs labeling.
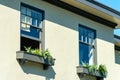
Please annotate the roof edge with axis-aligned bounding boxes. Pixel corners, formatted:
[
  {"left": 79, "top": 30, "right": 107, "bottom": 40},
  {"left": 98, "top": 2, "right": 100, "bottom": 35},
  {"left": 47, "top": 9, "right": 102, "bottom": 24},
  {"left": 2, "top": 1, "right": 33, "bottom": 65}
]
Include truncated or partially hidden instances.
[
  {"left": 43, "top": 0, "right": 117, "bottom": 28},
  {"left": 86, "top": 0, "right": 120, "bottom": 16}
]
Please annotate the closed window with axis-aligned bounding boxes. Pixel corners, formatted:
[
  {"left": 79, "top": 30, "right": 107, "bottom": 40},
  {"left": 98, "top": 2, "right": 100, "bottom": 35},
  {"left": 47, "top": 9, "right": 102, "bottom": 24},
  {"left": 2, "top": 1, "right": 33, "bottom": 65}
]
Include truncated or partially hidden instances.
[
  {"left": 20, "top": 3, "right": 44, "bottom": 50},
  {"left": 115, "top": 46, "right": 120, "bottom": 64},
  {"left": 79, "top": 24, "right": 96, "bottom": 65}
]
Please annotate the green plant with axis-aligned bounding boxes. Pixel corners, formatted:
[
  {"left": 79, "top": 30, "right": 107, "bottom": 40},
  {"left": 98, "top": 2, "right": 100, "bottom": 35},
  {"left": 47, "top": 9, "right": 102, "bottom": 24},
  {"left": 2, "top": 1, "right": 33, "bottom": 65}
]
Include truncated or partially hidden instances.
[
  {"left": 24, "top": 46, "right": 54, "bottom": 64},
  {"left": 82, "top": 62, "right": 98, "bottom": 73},
  {"left": 89, "top": 65, "right": 98, "bottom": 74},
  {"left": 33, "top": 49, "right": 42, "bottom": 56},
  {"left": 98, "top": 64, "right": 107, "bottom": 77},
  {"left": 42, "top": 49, "right": 54, "bottom": 62},
  {"left": 82, "top": 62, "right": 90, "bottom": 68},
  {"left": 82, "top": 63, "right": 107, "bottom": 77},
  {"left": 24, "top": 46, "right": 32, "bottom": 53}
]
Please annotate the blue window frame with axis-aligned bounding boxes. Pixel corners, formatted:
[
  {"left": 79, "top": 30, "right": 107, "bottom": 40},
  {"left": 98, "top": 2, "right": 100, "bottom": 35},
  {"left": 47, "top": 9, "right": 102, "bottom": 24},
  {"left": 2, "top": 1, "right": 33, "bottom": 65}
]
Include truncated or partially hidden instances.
[
  {"left": 79, "top": 24, "right": 96, "bottom": 65},
  {"left": 20, "top": 3, "right": 44, "bottom": 40}
]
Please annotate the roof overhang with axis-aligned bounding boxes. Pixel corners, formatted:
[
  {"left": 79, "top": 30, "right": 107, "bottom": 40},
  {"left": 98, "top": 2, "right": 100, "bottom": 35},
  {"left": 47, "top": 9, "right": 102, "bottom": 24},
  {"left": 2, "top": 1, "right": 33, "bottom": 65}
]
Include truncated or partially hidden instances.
[{"left": 43, "top": 0, "right": 120, "bottom": 28}]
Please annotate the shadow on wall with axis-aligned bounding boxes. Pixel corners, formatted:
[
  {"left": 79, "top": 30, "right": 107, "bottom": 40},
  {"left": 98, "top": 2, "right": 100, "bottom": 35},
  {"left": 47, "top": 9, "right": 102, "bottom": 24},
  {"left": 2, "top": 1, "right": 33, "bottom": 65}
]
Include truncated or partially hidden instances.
[
  {"left": 0, "top": 0, "right": 20, "bottom": 11},
  {"left": 78, "top": 74, "right": 97, "bottom": 80},
  {"left": 19, "top": 62, "right": 56, "bottom": 80}
]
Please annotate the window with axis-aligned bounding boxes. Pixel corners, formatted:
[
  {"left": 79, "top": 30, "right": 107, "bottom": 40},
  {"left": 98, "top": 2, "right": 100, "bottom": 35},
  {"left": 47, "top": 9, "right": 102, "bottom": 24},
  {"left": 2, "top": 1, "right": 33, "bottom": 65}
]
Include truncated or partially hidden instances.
[
  {"left": 115, "top": 45, "right": 120, "bottom": 64},
  {"left": 79, "top": 24, "right": 96, "bottom": 65},
  {"left": 20, "top": 3, "right": 44, "bottom": 50}
]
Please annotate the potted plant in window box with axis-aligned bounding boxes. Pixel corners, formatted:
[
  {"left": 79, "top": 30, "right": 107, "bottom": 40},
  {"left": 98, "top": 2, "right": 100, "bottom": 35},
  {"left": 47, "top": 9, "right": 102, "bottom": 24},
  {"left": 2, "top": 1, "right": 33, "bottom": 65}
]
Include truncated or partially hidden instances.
[
  {"left": 16, "top": 47, "right": 55, "bottom": 70},
  {"left": 77, "top": 63, "right": 107, "bottom": 78}
]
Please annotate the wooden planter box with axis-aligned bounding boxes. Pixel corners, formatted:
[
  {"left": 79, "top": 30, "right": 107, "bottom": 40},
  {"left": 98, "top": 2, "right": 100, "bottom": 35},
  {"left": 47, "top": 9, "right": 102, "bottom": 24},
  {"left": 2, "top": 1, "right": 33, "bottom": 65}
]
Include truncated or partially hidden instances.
[
  {"left": 16, "top": 51, "right": 55, "bottom": 69},
  {"left": 77, "top": 66, "right": 105, "bottom": 78}
]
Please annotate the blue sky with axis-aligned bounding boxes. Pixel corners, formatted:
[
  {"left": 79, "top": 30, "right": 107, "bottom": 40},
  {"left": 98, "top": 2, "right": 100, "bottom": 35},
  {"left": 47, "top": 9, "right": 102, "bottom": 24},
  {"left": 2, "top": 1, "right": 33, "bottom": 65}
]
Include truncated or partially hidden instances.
[{"left": 97, "top": 0, "right": 120, "bottom": 35}]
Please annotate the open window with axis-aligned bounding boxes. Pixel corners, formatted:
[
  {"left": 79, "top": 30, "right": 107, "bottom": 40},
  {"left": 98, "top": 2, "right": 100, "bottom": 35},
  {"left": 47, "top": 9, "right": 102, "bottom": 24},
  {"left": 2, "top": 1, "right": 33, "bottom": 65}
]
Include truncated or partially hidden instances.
[{"left": 20, "top": 3, "right": 44, "bottom": 50}]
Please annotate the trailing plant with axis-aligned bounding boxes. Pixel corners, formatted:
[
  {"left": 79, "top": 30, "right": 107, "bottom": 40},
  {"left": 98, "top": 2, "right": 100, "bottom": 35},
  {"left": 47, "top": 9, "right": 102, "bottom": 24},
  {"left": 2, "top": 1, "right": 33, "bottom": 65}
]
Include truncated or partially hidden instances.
[
  {"left": 82, "top": 63, "right": 107, "bottom": 77},
  {"left": 24, "top": 46, "right": 54, "bottom": 63}
]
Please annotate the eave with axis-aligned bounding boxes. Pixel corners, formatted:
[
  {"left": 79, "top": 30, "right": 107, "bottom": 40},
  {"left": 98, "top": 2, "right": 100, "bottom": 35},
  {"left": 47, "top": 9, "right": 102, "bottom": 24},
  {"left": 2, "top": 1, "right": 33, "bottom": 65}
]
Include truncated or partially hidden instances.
[{"left": 43, "top": 0, "right": 120, "bottom": 28}]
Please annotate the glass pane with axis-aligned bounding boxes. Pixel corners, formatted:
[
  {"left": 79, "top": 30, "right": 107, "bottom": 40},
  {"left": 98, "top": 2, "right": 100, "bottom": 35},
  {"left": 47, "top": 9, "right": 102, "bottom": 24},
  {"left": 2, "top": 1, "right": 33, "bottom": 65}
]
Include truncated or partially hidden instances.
[
  {"left": 79, "top": 43, "right": 89, "bottom": 64},
  {"left": 79, "top": 27, "right": 84, "bottom": 42},
  {"left": 32, "top": 18, "right": 37, "bottom": 26},
  {"left": 21, "top": 6, "right": 26, "bottom": 14},
  {"left": 21, "top": 23, "right": 29, "bottom": 32},
  {"left": 37, "top": 20, "right": 42, "bottom": 27},
  {"left": 21, "top": 23, "right": 26, "bottom": 29},
  {"left": 37, "top": 20, "right": 40, "bottom": 27},
  {"left": 26, "top": 25, "right": 30, "bottom": 32},
  {"left": 26, "top": 16, "right": 32, "bottom": 24},
  {"left": 89, "top": 30, "right": 94, "bottom": 39},
  {"left": 79, "top": 43, "right": 93, "bottom": 64},
  {"left": 31, "top": 10, "right": 37, "bottom": 18},
  {"left": 37, "top": 13, "right": 42, "bottom": 20},
  {"left": 21, "top": 5, "right": 43, "bottom": 40},
  {"left": 88, "top": 38, "right": 92, "bottom": 44},
  {"left": 85, "top": 36, "right": 88, "bottom": 43},
  {"left": 115, "top": 50, "right": 120, "bottom": 64},
  {"left": 21, "top": 15, "right": 26, "bottom": 22},
  {"left": 27, "top": 8, "right": 31, "bottom": 16},
  {"left": 26, "top": 25, "right": 30, "bottom": 29},
  {"left": 79, "top": 26, "right": 95, "bottom": 44},
  {"left": 80, "top": 35, "right": 83, "bottom": 42},
  {"left": 30, "top": 27, "right": 39, "bottom": 38}
]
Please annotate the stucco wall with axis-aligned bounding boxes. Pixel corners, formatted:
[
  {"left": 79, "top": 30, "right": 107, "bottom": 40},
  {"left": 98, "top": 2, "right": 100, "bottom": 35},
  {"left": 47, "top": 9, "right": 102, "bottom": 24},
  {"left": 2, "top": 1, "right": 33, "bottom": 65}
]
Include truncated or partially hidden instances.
[
  {"left": 0, "top": 0, "right": 20, "bottom": 80},
  {"left": 0, "top": 0, "right": 119, "bottom": 80}
]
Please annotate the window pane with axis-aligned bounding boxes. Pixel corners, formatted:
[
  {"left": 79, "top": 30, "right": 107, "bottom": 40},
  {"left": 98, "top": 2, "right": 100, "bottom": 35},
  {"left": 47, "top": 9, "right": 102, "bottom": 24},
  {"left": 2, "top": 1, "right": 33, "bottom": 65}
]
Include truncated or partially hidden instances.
[
  {"left": 37, "top": 20, "right": 42, "bottom": 27},
  {"left": 27, "top": 8, "right": 31, "bottom": 16},
  {"left": 37, "top": 20, "right": 40, "bottom": 27},
  {"left": 31, "top": 10, "right": 37, "bottom": 18},
  {"left": 80, "top": 35, "right": 83, "bottom": 42},
  {"left": 30, "top": 27, "right": 39, "bottom": 38},
  {"left": 79, "top": 43, "right": 93, "bottom": 64},
  {"left": 21, "top": 15, "right": 26, "bottom": 22},
  {"left": 79, "top": 43, "right": 89, "bottom": 64},
  {"left": 26, "top": 16, "right": 32, "bottom": 24},
  {"left": 21, "top": 23, "right": 26, "bottom": 29},
  {"left": 37, "top": 13, "right": 42, "bottom": 20},
  {"left": 26, "top": 25, "right": 30, "bottom": 29},
  {"left": 21, "top": 6, "right": 26, "bottom": 14},
  {"left": 115, "top": 50, "right": 120, "bottom": 64},
  {"left": 21, "top": 4, "right": 43, "bottom": 40},
  {"left": 21, "top": 23, "right": 30, "bottom": 32},
  {"left": 32, "top": 18, "right": 37, "bottom": 26},
  {"left": 79, "top": 26, "right": 95, "bottom": 44}
]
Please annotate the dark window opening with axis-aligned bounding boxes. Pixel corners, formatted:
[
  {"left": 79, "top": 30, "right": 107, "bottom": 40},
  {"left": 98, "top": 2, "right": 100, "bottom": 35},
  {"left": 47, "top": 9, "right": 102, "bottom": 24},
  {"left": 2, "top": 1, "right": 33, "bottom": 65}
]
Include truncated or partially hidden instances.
[{"left": 21, "top": 37, "right": 39, "bottom": 51}]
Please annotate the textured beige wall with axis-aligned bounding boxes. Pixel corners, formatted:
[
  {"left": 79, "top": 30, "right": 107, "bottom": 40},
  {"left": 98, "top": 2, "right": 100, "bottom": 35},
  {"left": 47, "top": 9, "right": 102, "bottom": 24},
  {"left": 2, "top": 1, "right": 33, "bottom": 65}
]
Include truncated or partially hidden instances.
[{"left": 0, "top": 0, "right": 119, "bottom": 80}]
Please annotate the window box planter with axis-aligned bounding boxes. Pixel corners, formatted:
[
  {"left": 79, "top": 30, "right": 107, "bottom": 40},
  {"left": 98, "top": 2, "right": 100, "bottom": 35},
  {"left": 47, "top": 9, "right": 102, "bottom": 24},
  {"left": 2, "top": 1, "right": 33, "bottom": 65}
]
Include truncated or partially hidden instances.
[
  {"left": 16, "top": 51, "right": 55, "bottom": 70},
  {"left": 77, "top": 66, "right": 106, "bottom": 78}
]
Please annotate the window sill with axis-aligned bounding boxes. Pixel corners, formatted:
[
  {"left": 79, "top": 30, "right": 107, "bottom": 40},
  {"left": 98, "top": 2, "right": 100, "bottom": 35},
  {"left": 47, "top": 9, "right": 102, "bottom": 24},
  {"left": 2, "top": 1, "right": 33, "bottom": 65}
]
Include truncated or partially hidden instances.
[{"left": 16, "top": 51, "right": 55, "bottom": 70}]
